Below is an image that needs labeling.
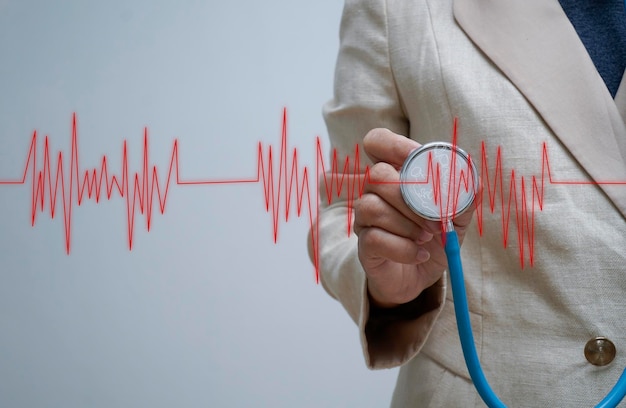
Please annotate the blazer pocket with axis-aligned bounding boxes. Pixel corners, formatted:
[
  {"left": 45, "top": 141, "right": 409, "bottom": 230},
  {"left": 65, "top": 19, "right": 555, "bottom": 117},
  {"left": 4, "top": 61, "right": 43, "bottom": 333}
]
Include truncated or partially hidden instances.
[
  {"left": 420, "top": 297, "right": 483, "bottom": 382},
  {"left": 426, "top": 360, "right": 480, "bottom": 408},
  {"left": 391, "top": 352, "right": 480, "bottom": 408}
]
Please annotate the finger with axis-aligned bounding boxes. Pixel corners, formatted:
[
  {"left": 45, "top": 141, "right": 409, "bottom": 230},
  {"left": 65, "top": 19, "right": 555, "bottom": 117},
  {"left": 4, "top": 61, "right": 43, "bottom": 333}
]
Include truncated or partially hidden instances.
[
  {"left": 363, "top": 128, "right": 420, "bottom": 168},
  {"left": 353, "top": 193, "right": 434, "bottom": 244},
  {"left": 358, "top": 227, "right": 431, "bottom": 266},
  {"left": 364, "top": 162, "right": 442, "bottom": 235},
  {"left": 452, "top": 200, "right": 475, "bottom": 231}
]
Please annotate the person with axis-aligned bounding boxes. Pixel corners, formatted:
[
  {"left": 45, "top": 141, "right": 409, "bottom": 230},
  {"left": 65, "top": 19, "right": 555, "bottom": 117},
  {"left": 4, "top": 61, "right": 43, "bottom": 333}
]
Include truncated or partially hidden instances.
[{"left": 311, "top": 0, "right": 626, "bottom": 406}]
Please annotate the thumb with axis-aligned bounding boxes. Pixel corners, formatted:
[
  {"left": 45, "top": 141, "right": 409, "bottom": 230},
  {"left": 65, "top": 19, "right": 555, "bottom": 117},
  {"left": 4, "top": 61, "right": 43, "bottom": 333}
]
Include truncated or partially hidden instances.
[{"left": 363, "top": 128, "right": 420, "bottom": 169}]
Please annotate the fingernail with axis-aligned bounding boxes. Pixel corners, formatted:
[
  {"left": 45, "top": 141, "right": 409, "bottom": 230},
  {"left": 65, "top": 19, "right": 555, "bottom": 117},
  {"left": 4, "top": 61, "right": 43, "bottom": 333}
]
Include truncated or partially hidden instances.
[
  {"left": 416, "top": 248, "right": 430, "bottom": 262},
  {"left": 417, "top": 230, "right": 433, "bottom": 244}
]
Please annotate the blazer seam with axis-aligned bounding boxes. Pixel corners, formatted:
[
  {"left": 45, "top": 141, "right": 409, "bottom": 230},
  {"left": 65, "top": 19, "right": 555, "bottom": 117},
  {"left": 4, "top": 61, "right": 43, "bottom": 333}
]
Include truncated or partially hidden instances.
[
  {"left": 382, "top": 0, "right": 409, "bottom": 123},
  {"left": 424, "top": 0, "right": 455, "bottom": 125}
]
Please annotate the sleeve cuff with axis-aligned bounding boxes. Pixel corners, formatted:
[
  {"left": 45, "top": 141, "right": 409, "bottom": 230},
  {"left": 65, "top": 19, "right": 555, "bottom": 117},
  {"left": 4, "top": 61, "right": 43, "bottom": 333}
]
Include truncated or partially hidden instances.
[{"left": 360, "top": 272, "right": 447, "bottom": 369}]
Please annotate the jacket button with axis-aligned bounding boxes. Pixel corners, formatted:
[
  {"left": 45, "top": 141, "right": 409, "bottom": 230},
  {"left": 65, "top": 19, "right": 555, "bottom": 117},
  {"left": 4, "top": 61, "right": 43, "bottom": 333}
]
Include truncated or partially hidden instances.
[{"left": 584, "top": 337, "right": 616, "bottom": 366}]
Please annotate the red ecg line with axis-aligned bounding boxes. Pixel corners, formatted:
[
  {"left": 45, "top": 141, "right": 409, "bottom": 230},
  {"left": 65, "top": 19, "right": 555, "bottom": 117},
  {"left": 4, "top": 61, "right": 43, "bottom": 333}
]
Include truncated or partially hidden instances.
[{"left": 0, "top": 109, "right": 621, "bottom": 280}]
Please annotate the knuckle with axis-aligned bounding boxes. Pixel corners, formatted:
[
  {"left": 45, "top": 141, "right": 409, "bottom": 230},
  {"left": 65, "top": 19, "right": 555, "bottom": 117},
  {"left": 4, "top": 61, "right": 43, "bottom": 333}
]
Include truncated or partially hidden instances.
[
  {"left": 354, "top": 194, "right": 388, "bottom": 228},
  {"left": 354, "top": 193, "right": 378, "bottom": 215},
  {"left": 357, "top": 228, "right": 382, "bottom": 250},
  {"left": 353, "top": 196, "right": 366, "bottom": 222},
  {"left": 368, "top": 162, "right": 394, "bottom": 183}
]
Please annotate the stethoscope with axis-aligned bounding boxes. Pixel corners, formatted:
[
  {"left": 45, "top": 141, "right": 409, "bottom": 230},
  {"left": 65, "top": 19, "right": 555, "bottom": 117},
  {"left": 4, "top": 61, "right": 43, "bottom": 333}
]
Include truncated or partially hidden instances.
[{"left": 399, "top": 142, "right": 626, "bottom": 408}]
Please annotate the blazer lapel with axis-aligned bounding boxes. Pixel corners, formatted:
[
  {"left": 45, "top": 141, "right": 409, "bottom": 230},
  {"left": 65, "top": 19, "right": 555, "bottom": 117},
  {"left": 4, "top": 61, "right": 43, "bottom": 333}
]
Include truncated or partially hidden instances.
[
  {"left": 453, "top": 0, "right": 626, "bottom": 218},
  {"left": 614, "top": 76, "right": 626, "bottom": 125}
]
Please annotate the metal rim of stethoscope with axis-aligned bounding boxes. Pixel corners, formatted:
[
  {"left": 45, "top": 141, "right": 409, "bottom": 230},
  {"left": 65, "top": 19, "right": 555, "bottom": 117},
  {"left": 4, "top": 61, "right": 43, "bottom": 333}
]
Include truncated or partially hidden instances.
[{"left": 399, "top": 141, "right": 479, "bottom": 225}]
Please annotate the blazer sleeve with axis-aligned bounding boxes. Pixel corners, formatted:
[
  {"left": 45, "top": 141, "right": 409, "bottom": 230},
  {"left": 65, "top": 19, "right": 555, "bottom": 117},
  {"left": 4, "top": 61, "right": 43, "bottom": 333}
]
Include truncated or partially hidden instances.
[{"left": 314, "top": 0, "right": 447, "bottom": 370}]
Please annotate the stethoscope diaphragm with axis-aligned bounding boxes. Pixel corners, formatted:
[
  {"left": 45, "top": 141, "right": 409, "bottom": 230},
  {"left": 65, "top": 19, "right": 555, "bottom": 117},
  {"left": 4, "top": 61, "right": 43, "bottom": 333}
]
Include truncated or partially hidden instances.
[{"left": 399, "top": 142, "right": 478, "bottom": 223}]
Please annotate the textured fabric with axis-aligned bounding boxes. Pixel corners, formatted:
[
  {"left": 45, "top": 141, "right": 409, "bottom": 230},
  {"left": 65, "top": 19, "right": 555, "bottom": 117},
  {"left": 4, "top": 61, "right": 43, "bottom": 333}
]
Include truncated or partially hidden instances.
[
  {"left": 314, "top": 0, "right": 626, "bottom": 406},
  {"left": 558, "top": 0, "right": 626, "bottom": 97}
]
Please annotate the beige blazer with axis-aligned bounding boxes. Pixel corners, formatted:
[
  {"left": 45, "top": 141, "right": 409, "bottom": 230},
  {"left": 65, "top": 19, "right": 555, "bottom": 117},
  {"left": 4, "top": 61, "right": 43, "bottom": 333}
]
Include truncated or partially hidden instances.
[{"left": 315, "top": 0, "right": 626, "bottom": 406}]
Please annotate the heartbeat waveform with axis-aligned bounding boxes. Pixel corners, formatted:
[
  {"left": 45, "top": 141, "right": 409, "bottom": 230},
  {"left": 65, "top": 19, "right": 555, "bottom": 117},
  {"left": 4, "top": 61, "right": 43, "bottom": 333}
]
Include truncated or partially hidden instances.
[
  {"left": 1, "top": 110, "right": 623, "bottom": 280},
  {"left": 0, "top": 108, "right": 354, "bottom": 282}
]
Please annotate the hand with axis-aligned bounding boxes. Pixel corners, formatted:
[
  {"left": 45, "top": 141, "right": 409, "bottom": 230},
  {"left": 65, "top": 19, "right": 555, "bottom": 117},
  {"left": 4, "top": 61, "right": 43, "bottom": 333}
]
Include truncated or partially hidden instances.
[{"left": 353, "top": 129, "right": 475, "bottom": 309}]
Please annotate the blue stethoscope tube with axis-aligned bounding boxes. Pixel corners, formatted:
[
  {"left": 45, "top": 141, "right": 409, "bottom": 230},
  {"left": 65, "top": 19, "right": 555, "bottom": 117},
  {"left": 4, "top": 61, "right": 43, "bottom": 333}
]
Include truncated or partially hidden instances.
[{"left": 444, "top": 223, "right": 626, "bottom": 408}]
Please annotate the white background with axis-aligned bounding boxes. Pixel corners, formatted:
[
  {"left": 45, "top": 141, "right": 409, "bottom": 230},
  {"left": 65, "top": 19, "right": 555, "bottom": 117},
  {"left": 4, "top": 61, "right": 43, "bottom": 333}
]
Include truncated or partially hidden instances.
[{"left": 0, "top": 1, "right": 399, "bottom": 407}]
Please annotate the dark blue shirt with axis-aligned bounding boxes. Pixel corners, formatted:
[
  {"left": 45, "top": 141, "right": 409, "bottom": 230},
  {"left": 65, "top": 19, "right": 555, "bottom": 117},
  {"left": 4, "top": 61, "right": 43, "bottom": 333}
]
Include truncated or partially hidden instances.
[{"left": 558, "top": 0, "right": 626, "bottom": 97}]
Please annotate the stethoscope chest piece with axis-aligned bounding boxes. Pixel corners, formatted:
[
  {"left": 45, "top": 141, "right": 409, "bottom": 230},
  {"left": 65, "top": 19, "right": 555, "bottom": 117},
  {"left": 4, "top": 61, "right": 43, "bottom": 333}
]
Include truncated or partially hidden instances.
[{"left": 399, "top": 142, "right": 478, "bottom": 223}]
